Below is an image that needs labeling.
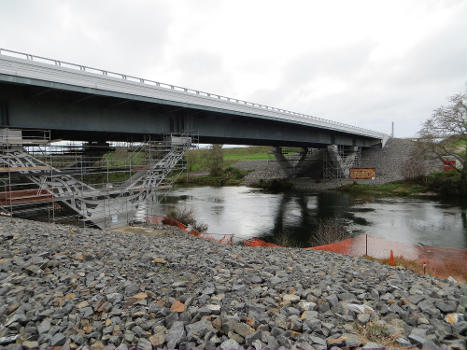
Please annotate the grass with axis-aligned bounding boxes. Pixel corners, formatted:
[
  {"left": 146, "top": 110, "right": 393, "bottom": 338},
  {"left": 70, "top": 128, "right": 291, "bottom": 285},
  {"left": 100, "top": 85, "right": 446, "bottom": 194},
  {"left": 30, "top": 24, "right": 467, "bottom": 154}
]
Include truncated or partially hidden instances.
[
  {"left": 185, "top": 146, "right": 299, "bottom": 172},
  {"left": 353, "top": 320, "right": 403, "bottom": 348},
  {"left": 339, "top": 182, "right": 429, "bottom": 197}
]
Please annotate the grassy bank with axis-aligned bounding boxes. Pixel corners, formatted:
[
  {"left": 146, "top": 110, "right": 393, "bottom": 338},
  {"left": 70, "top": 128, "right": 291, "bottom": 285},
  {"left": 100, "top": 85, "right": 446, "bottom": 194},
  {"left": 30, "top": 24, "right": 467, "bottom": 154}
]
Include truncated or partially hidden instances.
[
  {"left": 339, "top": 170, "right": 466, "bottom": 199},
  {"left": 339, "top": 182, "right": 429, "bottom": 197},
  {"left": 185, "top": 146, "right": 299, "bottom": 172}
]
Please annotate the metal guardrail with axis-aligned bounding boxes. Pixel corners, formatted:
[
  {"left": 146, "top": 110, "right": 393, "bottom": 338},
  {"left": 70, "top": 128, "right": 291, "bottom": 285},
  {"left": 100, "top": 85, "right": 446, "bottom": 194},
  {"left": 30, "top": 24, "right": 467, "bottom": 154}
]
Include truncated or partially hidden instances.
[{"left": 0, "top": 48, "right": 387, "bottom": 139}]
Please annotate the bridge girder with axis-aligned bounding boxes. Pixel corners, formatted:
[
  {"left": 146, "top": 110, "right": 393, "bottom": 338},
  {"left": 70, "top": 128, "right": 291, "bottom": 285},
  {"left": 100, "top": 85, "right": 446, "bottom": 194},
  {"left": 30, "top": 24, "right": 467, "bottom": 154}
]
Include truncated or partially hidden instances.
[{"left": 0, "top": 80, "right": 381, "bottom": 148}]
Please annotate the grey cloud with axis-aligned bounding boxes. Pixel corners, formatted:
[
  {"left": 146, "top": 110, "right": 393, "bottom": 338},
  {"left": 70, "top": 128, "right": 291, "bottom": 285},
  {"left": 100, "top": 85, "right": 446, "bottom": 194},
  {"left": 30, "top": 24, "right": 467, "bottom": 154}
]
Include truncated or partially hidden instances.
[
  {"left": 282, "top": 41, "right": 377, "bottom": 85},
  {"left": 171, "top": 50, "right": 234, "bottom": 94},
  {"left": 389, "top": 11, "right": 466, "bottom": 86},
  {"left": 0, "top": 0, "right": 172, "bottom": 77}
]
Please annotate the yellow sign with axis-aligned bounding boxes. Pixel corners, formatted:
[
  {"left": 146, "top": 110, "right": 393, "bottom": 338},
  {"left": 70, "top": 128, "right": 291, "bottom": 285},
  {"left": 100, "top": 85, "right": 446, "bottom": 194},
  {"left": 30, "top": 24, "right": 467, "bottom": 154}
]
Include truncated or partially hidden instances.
[{"left": 349, "top": 168, "right": 376, "bottom": 179}]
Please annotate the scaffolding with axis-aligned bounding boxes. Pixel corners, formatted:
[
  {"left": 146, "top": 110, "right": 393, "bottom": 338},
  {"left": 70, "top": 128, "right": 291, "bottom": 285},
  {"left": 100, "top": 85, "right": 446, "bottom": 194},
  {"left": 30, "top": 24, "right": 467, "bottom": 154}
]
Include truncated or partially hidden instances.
[
  {"left": 323, "top": 145, "right": 361, "bottom": 179},
  {"left": 0, "top": 128, "right": 195, "bottom": 229}
]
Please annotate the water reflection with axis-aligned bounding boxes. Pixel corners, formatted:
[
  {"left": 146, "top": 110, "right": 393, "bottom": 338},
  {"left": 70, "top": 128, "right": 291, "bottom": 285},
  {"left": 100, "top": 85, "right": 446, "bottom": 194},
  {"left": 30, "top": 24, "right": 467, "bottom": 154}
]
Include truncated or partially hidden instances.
[{"left": 159, "top": 186, "right": 466, "bottom": 249}]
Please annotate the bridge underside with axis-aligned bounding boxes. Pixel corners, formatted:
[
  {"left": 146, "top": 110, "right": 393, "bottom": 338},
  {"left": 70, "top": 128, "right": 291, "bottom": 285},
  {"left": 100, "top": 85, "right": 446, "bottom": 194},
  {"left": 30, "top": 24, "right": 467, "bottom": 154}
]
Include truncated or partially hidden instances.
[{"left": 0, "top": 77, "right": 381, "bottom": 148}]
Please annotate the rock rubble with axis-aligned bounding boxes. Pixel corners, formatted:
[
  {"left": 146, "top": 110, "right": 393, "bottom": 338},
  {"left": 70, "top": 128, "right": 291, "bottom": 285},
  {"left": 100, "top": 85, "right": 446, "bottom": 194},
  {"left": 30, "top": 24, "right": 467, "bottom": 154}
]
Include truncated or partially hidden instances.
[{"left": 0, "top": 216, "right": 465, "bottom": 350}]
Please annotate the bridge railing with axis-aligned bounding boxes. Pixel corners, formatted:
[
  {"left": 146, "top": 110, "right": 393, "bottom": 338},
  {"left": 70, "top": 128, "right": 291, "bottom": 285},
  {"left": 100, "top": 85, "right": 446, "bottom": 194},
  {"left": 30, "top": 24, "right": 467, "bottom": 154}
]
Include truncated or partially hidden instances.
[{"left": 0, "top": 48, "right": 387, "bottom": 139}]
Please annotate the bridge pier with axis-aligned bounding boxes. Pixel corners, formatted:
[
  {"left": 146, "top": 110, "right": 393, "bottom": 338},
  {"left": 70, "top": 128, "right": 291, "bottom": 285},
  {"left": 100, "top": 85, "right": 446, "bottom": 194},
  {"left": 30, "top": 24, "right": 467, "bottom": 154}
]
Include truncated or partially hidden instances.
[
  {"left": 273, "top": 146, "right": 309, "bottom": 178},
  {"left": 324, "top": 145, "right": 359, "bottom": 179},
  {"left": 273, "top": 145, "right": 360, "bottom": 179}
]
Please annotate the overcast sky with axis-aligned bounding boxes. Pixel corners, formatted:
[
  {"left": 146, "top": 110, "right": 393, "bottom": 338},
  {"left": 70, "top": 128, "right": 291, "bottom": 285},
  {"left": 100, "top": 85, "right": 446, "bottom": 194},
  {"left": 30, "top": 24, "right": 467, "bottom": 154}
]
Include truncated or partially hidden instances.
[{"left": 1, "top": 0, "right": 465, "bottom": 137}]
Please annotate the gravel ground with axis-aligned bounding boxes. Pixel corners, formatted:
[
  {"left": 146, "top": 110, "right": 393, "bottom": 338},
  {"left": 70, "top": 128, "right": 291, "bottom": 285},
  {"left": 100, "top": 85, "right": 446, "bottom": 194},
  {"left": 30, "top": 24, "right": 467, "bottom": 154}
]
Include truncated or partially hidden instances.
[{"left": 0, "top": 216, "right": 466, "bottom": 350}]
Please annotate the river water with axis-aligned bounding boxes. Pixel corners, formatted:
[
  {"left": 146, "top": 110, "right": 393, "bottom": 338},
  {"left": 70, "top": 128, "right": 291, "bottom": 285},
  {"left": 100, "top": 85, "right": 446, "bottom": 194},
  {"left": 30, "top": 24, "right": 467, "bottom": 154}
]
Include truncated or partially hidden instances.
[{"left": 159, "top": 186, "right": 466, "bottom": 249}]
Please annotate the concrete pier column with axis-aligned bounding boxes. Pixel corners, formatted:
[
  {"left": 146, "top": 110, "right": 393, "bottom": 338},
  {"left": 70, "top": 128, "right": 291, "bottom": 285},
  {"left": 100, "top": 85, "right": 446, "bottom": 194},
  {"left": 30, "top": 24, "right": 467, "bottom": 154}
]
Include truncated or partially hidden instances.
[
  {"left": 273, "top": 146, "right": 309, "bottom": 178},
  {"left": 326, "top": 145, "right": 359, "bottom": 178}
]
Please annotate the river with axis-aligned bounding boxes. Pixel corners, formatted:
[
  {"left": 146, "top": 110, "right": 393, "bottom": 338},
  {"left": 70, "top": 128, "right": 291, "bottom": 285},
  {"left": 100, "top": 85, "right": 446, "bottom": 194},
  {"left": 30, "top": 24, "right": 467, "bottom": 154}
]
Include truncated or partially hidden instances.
[{"left": 158, "top": 186, "right": 466, "bottom": 249}]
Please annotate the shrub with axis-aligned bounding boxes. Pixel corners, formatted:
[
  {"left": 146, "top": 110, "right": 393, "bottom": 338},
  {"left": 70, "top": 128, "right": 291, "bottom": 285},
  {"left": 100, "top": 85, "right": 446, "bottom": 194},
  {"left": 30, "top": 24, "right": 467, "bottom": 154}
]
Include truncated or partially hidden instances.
[
  {"left": 311, "top": 219, "right": 349, "bottom": 246},
  {"left": 167, "top": 206, "right": 208, "bottom": 232},
  {"left": 427, "top": 170, "right": 465, "bottom": 198}
]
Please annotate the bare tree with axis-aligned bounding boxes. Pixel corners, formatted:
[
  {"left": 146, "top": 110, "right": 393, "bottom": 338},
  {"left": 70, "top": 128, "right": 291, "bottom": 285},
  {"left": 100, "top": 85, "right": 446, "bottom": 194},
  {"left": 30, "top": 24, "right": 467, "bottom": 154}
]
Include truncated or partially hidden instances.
[{"left": 418, "top": 93, "right": 466, "bottom": 176}]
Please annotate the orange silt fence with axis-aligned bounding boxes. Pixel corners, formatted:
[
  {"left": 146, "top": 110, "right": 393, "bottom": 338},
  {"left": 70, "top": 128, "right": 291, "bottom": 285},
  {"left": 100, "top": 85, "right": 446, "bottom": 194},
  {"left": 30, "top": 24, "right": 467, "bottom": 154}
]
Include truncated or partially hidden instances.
[
  {"left": 243, "top": 238, "right": 284, "bottom": 248},
  {"left": 146, "top": 216, "right": 234, "bottom": 244},
  {"left": 309, "top": 234, "right": 467, "bottom": 281},
  {"left": 147, "top": 215, "right": 466, "bottom": 281}
]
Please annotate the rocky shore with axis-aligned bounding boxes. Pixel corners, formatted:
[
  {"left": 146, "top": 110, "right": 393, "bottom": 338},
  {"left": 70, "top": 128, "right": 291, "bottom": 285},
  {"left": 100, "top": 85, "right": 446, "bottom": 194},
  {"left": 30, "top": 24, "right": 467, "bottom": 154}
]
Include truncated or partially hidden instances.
[{"left": 0, "top": 216, "right": 466, "bottom": 350}]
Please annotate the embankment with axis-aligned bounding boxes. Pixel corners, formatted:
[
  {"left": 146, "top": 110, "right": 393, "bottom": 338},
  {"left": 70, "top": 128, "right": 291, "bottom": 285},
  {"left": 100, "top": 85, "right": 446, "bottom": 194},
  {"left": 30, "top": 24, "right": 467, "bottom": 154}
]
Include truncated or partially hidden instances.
[{"left": 0, "top": 216, "right": 466, "bottom": 350}]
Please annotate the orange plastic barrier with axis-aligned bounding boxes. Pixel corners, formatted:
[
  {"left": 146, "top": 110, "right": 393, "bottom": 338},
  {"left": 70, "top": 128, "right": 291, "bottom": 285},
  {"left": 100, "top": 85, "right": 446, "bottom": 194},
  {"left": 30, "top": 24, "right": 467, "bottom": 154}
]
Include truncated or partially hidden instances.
[
  {"left": 309, "top": 234, "right": 467, "bottom": 281},
  {"left": 146, "top": 216, "right": 233, "bottom": 244},
  {"left": 243, "top": 238, "right": 284, "bottom": 248},
  {"left": 147, "top": 215, "right": 466, "bottom": 281}
]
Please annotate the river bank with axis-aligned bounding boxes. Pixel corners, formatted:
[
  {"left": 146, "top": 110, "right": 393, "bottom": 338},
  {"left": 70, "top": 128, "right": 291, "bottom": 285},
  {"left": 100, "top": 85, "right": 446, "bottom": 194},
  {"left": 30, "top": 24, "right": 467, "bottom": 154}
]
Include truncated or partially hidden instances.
[{"left": 1, "top": 216, "right": 466, "bottom": 350}]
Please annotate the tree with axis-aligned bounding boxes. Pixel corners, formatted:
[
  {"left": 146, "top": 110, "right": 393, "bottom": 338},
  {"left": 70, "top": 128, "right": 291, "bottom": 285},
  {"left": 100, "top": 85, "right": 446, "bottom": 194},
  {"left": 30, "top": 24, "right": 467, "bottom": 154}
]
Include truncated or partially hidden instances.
[
  {"left": 419, "top": 93, "right": 466, "bottom": 176},
  {"left": 208, "top": 144, "right": 224, "bottom": 177}
]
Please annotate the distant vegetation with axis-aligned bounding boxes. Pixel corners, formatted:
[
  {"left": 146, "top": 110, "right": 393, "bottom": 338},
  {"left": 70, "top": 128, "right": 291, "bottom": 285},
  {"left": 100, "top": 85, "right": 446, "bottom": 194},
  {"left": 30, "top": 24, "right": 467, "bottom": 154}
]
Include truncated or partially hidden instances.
[
  {"left": 184, "top": 146, "right": 276, "bottom": 172},
  {"left": 343, "top": 94, "right": 466, "bottom": 199}
]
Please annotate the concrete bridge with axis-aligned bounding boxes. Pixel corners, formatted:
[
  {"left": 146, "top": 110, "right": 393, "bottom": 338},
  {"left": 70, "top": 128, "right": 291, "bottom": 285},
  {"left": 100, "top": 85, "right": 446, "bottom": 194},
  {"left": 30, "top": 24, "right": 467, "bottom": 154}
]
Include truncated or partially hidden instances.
[
  {"left": 0, "top": 48, "right": 388, "bottom": 147},
  {"left": 0, "top": 49, "right": 389, "bottom": 228}
]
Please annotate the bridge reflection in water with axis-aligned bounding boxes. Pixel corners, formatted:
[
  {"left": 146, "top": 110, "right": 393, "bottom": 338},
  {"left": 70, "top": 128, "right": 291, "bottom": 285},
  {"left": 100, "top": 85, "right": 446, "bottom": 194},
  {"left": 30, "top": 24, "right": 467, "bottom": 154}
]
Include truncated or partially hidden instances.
[{"left": 157, "top": 186, "right": 466, "bottom": 281}]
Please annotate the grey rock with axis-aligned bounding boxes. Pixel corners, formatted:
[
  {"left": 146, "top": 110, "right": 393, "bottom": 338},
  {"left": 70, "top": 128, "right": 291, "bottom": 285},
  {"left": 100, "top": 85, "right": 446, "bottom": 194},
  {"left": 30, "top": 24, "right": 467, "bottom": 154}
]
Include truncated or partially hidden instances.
[
  {"left": 5, "top": 312, "right": 26, "bottom": 326},
  {"left": 70, "top": 334, "right": 84, "bottom": 345},
  {"left": 115, "top": 344, "right": 128, "bottom": 350},
  {"left": 233, "top": 322, "right": 254, "bottom": 337},
  {"left": 297, "top": 301, "right": 316, "bottom": 311},
  {"left": 37, "top": 318, "right": 51, "bottom": 334},
  {"left": 339, "top": 292, "right": 356, "bottom": 301},
  {"left": 0, "top": 335, "right": 18, "bottom": 345},
  {"left": 136, "top": 338, "right": 152, "bottom": 350},
  {"left": 453, "top": 321, "right": 467, "bottom": 336},
  {"left": 167, "top": 321, "right": 185, "bottom": 349},
  {"left": 245, "top": 331, "right": 262, "bottom": 346},
  {"left": 362, "top": 341, "right": 385, "bottom": 350},
  {"left": 203, "top": 286, "right": 215, "bottom": 295},
  {"left": 22, "top": 340, "right": 39, "bottom": 350},
  {"left": 106, "top": 293, "right": 123, "bottom": 303},
  {"left": 186, "top": 319, "right": 214, "bottom": 339},
  {"left": 220, "top": 338, "right": 243, "bottom": 350},
  {"left": 408, "top": 295, "right": 425, "bottom": 304},
  {"left": 81, "top": 306, "right": 94, "bottom": 318},
  {"left": 396, "top": 337, "right": 411, "bottom": 346},
  {"left": 343, "top": 333, "right": 362, "bottom": 348},
  {"left": 310, "top": 336, "right": 326, "bottom": 346},
  {"left": 357, "top": 313, "right": 370, "bottom": 324},
  {"left": 408, "top": 327, "right": 428, "bottom": 345},
  {"left": 283, "top": 294, "right": 300, "bottom": 304},
  {"left": 435, "top": 301, "right": 457, "bottom": 313},
  {"left": 50, "top": 333, "right": 66, "bottom": 347},
  {"left": 124, "top": 330, "right": 135, "bottom": 343},
  {"left": 252, "top": 339, "right": 266, "bottom": 350},
  {"left": 326, "top": 294, "right": 338, "bottom": 307},
  {"left": 422, "top": 340, "right": 439, "bottom": 350}
]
